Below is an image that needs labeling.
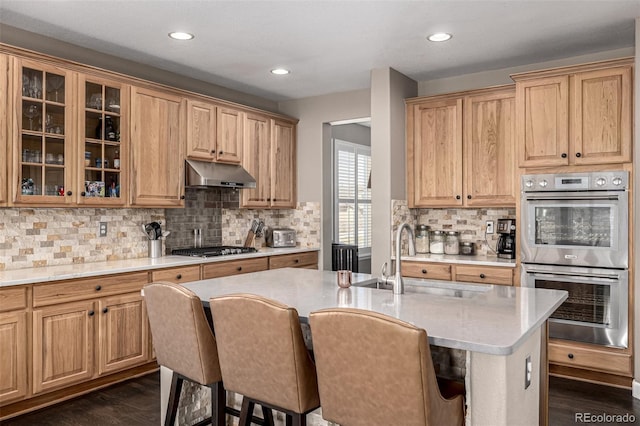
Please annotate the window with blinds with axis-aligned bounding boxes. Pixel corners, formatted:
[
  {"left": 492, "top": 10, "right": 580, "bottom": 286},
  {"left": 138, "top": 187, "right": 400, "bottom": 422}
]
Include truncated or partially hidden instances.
[{"left": 333, "top": 139, "right": 371, "bottom": 255}]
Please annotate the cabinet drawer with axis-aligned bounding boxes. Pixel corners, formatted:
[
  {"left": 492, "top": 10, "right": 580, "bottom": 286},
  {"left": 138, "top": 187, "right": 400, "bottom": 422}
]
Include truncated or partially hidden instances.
[
  {"left": 0, "top": 286, "right": 28, "bottom": 312},
  {"left": 33, "top": 272, "right": 148, "bottom": 307},
  {"left": 269, "top": 252, "right": 318, "bottom": 269},
  {"left": 202, "top": 257, "right": 269, "bottom": 279},
  {"left": 151, "top": 265, "right": 200, "bottom": 283},
  {"left": 548, "top": 342, "right": 631, "bottom": 375},
  {"left": 401, "top": 261, "right": 451, "bottom": 280},
  {"left": 454, "top": 265, "right": 513, "bottom": 286}
]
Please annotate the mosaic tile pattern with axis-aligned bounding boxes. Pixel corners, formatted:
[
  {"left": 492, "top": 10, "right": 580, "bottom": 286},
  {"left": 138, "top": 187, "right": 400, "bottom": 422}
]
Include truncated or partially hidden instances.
[
  {"left": 0, "top": 208, "right": 165, "bottom": 271},
  {"left": 391, "top": 200, "right": 516, "bottom": 256},
  {"left": 221, "top": 202, "right": 321, "bottom": 249}
]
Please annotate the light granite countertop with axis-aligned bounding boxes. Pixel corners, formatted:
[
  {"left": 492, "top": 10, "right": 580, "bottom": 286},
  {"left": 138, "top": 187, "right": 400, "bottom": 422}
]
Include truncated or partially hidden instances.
[
  {"left": 397, "top": 253, "right": 517, "bottom": 267},
  {"left": 185, "top": 268, "right": 566, "bottom": 355},
  {"left": 0, "top": 247, "right": 319, "bottom": 287}
]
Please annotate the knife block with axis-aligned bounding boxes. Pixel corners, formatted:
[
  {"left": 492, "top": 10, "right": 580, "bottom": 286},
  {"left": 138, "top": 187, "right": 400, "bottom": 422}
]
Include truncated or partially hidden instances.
[{"left": 244, "top": 230, "right": 256, "bottom": 248}]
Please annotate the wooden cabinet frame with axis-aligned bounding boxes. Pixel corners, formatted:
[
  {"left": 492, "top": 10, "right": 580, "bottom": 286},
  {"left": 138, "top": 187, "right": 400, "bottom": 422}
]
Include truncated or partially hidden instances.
[{"left": 0, "top": 54, "right": 8, "bottom": 206}]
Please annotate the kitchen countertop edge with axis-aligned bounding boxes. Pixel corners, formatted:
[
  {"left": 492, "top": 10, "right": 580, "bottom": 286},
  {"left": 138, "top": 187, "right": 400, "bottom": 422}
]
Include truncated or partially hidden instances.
[
  {"left": 397, "top": 253, "right": 517, "bottom": 267},
  {"left": 0, "top": 247, "right": 320, "bottom": 287}
]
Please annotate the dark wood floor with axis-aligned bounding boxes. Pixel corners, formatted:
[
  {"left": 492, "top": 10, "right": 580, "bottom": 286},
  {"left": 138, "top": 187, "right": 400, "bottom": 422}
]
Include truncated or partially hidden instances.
[{"left": 2, "top": 373, "right": 639, "bottom": 425}]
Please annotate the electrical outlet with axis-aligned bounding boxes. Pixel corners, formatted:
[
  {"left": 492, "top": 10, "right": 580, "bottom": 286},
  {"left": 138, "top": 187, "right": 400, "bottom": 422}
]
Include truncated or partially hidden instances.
[
  {"left": 99, "top": 222, "right": 108, "bottom": 237},
  {"left": 524, "top": 355, "right": 532, "bottom": 389},
  {"left": 486, "top": 220, "right": 494, "bottom": 234}
]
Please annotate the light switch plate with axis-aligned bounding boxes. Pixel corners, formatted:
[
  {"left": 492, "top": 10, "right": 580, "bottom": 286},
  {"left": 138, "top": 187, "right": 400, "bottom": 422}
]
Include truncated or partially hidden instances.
[
  {"left": 99, "top": 222, "right": 108, "bottom": 237},
  {"left": 486, "top": 220, "right": 494, "bottom": 234}
]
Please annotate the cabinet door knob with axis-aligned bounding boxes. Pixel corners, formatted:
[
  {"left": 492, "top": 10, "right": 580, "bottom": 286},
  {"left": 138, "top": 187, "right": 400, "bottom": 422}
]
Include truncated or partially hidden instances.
[
  {"left": 66, "top": 190, "right": 72, "bottom": 196},
  {"left": 422, "top": 269, "right": 427, "bottom": 274},
  {"left": 180, "top": 195, "right": 185, "bottom": 200},
  {"left": 237, "top": 266, "right": 242, "bottom": 271},
  {"left": 88, "top": 310, "right": 95, "bottom": 317},
  {"left": 467, "top": 195, "right": 472, "bottom": 199},
  {"left": 267, "top": 198, "right": 271, "bottom": 202},
  {"left": 561, "top": 153, "right": 567, "bottom": 158},
  {"left": 575, "top": 152, "right": 582, "bottom": 158},
  {"left": 102, "top": 307, "right": 109, "bottom": 314},
  {"left": 568, "top": 353, "right": 574, "bottom": 359},
  {"left": 219, "top": 151, "right": 223, "bottom": 155},
  {"left": 95, "top": 285, "right": 102, "bottom": 291},
  {"left": 479, "top": 273, "right": 486, "bottom": 279},
  {"left": 81, "top": 191, "right": 86, "bottom": 196},
  {"left": 273, "top": 198, "right": 277, "bottom": 202},
  {"left": 176, "top": 274, "right": 182, "bottom": 280},
  {"left": 456, "top": 195, "right": 461, "bottom": 200}
]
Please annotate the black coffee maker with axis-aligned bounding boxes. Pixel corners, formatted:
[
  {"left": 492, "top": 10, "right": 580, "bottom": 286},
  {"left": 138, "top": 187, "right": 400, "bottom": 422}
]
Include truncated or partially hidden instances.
[{"left": 496, "top": 219, "right": 516, "bottom": 259}]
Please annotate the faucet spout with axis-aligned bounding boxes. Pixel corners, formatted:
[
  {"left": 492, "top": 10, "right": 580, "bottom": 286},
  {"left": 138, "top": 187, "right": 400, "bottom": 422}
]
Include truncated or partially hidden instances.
[{"left": 392, "top": 222, "right": 415, "bottom": 294}]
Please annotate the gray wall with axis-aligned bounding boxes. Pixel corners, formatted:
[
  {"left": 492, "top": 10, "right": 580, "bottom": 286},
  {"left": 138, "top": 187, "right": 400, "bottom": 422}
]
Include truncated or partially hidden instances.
[
  {"left": 0, "top": 24, "right": 278, "bottom": 112},
  {"left": 370, "top": 68, "right": 417, "bottom": 273},
  {"left": 278, "top": 89, "right": 371, "bottom": 269},
  {"left": 634, "top": 17, "right": 639, "bottom": 398}
]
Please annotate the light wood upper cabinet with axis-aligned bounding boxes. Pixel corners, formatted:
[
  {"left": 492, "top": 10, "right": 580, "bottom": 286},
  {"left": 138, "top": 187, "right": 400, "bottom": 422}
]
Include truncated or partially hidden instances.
[
  {"left": 241, "top": 113, "right": 297, "bottom": 209},
  {"left": 407, "top": 97, "right": 463, "bottom": 207},
  {"left": 0, "top": 54, "right": 8, "bottom": 206},
  {"left": 572, "top": 66, "right": 632, "bottom": 165},
  {"left": 407, "top": 86, "right": 515, "bottom": 208},
  {"left": 464, "top": 89, "right": 516, "bottom": 206},
  {"left": 513, "top": 59, "right": 632, "bottom": 168},
  {"left": 270, "top": 119, "right": 296, "bottom": 208},
  {"left": 186, "top": 99, "right": 216, "bottom": 161},
  {"left": 242, "top": 112, "right": 271, "bottom": 208},
  {"left": 32, "top": 299, "right": 95, "bottom": 394},
  {"left": 10, "top": 57, "right": 75, "bottom": 206},
  {"left": 216, "top": 106, "right": 243, "bottom": 164},
  {"left": 130, "top": 86, "right": 185, "bottom": 207},
  {"left": 97, "top": 293, "right": 149, "bottom": 375}
]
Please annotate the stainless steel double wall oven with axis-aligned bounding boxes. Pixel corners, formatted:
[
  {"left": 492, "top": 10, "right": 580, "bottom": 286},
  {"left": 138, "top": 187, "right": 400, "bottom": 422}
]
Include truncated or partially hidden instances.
[{"left": 520, "top": 171, "right": 629, "bottom": 349}]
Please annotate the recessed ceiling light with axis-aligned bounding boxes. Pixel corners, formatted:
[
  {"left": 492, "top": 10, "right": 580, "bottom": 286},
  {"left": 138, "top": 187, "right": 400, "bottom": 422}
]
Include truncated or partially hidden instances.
[
  {"left": 168, "top": 32, "right": 194, "bottom": 40},
  {"left": 427, "top": 32, "right": 452, "bottom": 42},
  {"left": 271, "top": 68, "right": 290, "bottom": 75}
]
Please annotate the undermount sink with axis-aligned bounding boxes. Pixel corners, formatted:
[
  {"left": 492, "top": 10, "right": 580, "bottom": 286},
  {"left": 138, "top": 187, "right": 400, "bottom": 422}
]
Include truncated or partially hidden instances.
[{"left": 353, "top": 277, "right": 490, "bottom": 299}]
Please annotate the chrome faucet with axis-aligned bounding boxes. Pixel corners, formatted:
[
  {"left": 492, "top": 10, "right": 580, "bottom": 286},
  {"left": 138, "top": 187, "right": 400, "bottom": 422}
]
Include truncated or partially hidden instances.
[{"left": 392, "top": 222, "right": 416, "bottom": 294}]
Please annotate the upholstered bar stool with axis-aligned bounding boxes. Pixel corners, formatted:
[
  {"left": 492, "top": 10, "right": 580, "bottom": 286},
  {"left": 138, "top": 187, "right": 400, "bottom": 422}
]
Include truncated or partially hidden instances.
[
  {"left": 309, "top": 308, "right": 465, "bottom": 426},
  {"left": 209, "top": 293, "right": 321, "bottom": 426}
]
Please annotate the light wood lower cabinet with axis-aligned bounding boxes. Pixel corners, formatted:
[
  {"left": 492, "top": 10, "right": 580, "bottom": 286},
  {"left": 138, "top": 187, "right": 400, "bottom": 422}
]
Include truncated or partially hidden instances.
[
  {"left": 32, "top": 299, "right": 95, "bottom": 394},
  {"left": 202, "top": 257, "right": 269, "bottom": 279},
  {"left": 150, "top": 265, "right": 201, "bottom": 283},
  {"left": 269, "top": 251, "right": 318, "bottom": 269},
  {"left": 548, "top": 340, "right": 632, "bottom": 376},
  {"left": 98, "top": 293, "right": 149, "bottom": 375},
  {"left": 401, "top": 260, "right": 513, "bottom": 286},
  {"left": 0, "top": 310, "right": 27, "bottom": 404}
]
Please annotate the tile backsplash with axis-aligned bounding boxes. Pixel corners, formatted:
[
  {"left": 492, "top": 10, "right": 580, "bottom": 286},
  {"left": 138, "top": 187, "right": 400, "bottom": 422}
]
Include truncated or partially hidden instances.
[
  {"left": 0, "top": 208, "right": 165, "bottom": 271},
  {"left": 391, "top": 199, "right": 516, "bottom": 256},
  {"left": 1, "top": 189, "right": 320, "bottom": 271}
]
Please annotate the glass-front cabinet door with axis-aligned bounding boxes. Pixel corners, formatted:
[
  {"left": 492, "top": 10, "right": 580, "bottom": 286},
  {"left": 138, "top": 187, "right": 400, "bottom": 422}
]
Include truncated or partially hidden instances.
[
  {"left": 13, "top": 59, "right": 74, "bottom": 205},
  {"left": 78, "top": 75, "right": 128, "bottom": 205}
]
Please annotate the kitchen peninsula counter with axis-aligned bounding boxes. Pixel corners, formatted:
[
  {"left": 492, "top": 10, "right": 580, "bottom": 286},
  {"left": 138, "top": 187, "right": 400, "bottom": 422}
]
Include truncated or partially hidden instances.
[
  {"left": 0, "top": 247, "right": 319, "bottom": 287},
  {"left": 175, "top": 268, "right": 565, "bottom": 426},
  {"left": 396, "top": 252, "right": 517, "bottom": 267}
]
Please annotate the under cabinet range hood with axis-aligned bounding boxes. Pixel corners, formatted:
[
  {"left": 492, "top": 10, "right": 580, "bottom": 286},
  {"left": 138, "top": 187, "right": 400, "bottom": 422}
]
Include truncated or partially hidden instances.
[{"left": 185, "top": 159, "right": 256, "bottom": 188}]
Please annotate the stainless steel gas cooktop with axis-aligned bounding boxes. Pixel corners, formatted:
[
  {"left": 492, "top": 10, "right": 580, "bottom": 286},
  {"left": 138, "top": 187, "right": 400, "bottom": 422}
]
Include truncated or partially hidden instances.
[{"left": 171, "top": 246, "right": 257, "bottom": 258}]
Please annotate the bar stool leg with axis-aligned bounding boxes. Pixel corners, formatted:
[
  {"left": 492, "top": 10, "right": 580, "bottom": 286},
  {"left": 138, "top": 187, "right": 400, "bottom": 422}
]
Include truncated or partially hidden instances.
[
  {"left": 261, "top": 405, "right": 275, "bottom": 426},
  {"left": 210, "top": 381, "right": 226, "bottom": 426},
  {"left": 165, "top": 373, "right": 184, "bottom": 426},
  {"left": 238, "top": 397, "right": 254, "bottom": 426},
  {"left": 286, "top": 413, "right": 306, "bottom": 426}
]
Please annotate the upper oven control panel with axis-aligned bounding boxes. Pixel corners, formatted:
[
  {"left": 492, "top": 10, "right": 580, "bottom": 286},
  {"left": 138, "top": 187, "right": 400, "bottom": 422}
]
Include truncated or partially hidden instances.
[{"left": 521, "top": 171, "right": 628, "bottom": 192}]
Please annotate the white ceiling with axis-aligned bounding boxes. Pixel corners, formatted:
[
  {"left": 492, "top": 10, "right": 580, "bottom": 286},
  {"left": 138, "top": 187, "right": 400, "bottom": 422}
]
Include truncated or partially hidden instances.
[{"left": 1, "top": 1, "right": 638, "bottom": 102}]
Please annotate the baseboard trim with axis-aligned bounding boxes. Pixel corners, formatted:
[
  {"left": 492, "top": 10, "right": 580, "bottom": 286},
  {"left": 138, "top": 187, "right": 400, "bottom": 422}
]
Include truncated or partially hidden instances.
[{"left": 633, "top": 379, "right": 640, "bottom": 400}]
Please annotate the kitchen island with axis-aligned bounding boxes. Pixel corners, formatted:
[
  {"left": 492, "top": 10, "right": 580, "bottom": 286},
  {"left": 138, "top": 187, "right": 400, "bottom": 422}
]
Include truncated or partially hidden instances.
[{"left": 165, "top": 268, "right": 567, "bottom": 426}]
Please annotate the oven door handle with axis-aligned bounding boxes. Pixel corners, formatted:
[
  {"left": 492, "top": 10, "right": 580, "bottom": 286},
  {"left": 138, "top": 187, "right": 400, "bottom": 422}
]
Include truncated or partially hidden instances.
[
  {"left": 524, "top": 269, "right": 621, "bottom": 282},
  {"left": 523, "top": 194, "right": 622, "bottom": 201}
]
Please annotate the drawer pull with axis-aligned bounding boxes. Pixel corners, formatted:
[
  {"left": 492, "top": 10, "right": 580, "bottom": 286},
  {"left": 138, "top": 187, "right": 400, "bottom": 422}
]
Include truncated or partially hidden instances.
[
  {"left": 176, "top": 274, "right": 182, "bottom": 280},
  {"left": 294, "top": 259, "right": 299, "bottom": 263},
  {"left": 95, "top": 285, "right": 102, "bottom": 291},
  {"left": 421, "top": 269, "right": 427, "bottom": 274},
  {"left": 88, "top": 310, "right": 95, "bottom": 317},
  {"left": 237, "top": 266, "right": 243, "bottom": 271},
  {"left": 102, "top": 307, "right": 109, "bottom": 314},
  {"left": 568, "top": 353, "right": 574, "bottom": 359},
  {"left": 479, "top": 273, "right": 486, "bottom": 279}
]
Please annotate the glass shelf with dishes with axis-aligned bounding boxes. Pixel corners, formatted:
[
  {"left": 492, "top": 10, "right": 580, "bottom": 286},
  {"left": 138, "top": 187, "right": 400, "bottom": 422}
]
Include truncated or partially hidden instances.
[
  {"left": 16, "top": 62, "right": 73, "bottom": 204},
  {"left": 79, "top": 77, "right": 125, "bottom": 204}
]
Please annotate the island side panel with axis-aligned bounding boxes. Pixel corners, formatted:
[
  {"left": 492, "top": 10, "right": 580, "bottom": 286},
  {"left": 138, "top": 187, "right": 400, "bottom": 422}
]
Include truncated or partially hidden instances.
[{"left": 468, "top": 327, "right": 541, "bottom": 426}]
